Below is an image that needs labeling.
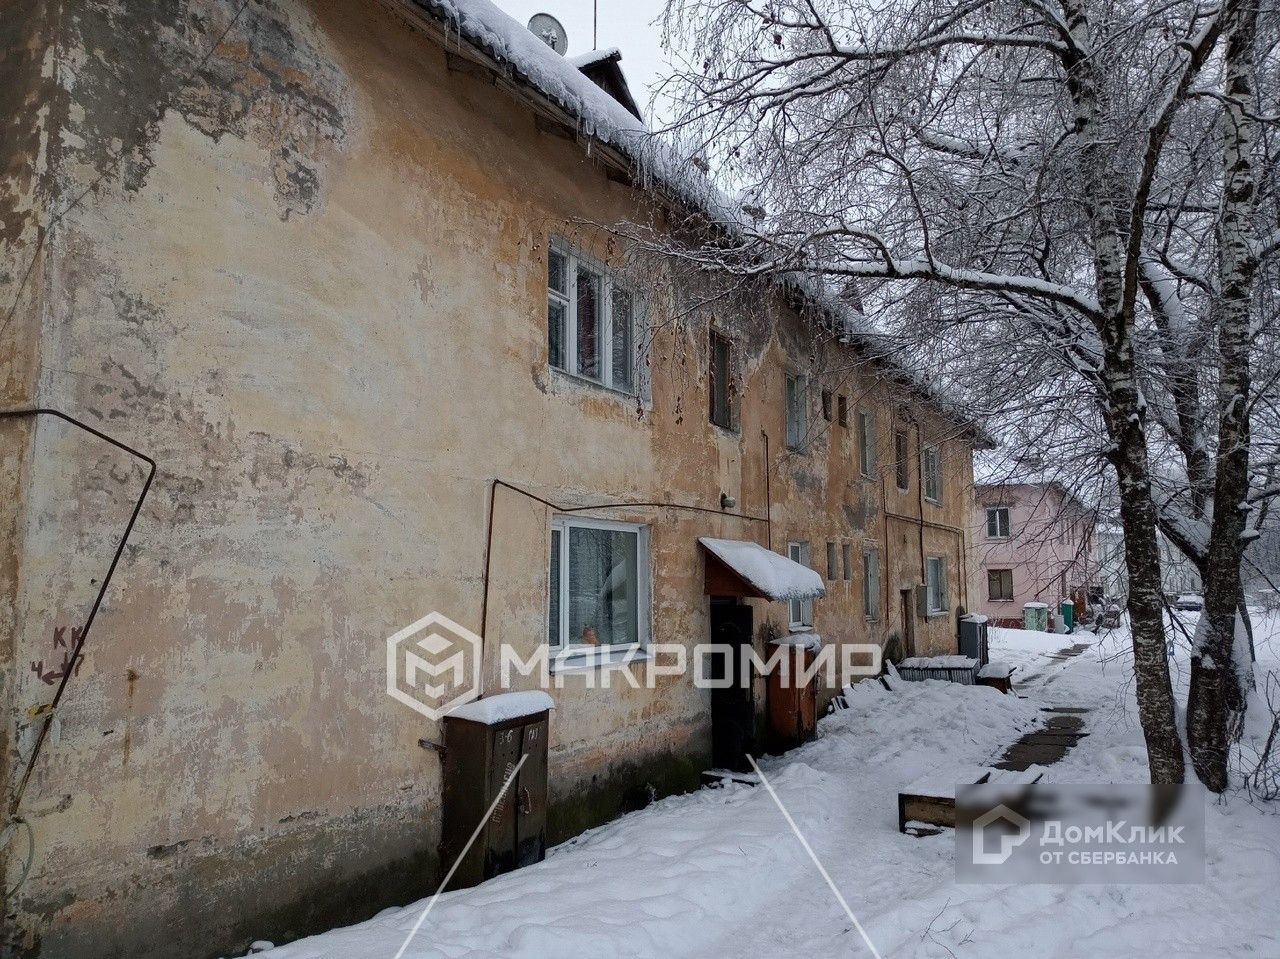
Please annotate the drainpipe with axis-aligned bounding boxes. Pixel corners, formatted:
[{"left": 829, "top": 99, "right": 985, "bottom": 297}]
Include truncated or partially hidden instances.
[
  {"left": 760, "top": 429, "right": 772, "bottom": 551},
  {"left": 915, "top": 420, "right": 927, "bottom": 585}
]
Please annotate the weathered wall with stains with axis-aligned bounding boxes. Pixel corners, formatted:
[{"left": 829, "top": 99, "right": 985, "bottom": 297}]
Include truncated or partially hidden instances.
[
  {"left": 2, "top": 0, "right": 60, "bottom": 931},
  {"left": 0, "top": 1, "right": 980, "bottom": 957}
]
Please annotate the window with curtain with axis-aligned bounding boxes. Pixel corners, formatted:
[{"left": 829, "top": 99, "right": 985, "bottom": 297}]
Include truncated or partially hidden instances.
[
  {"left": 986, "top": 506, "right": 1011, "bottom": 539},
  {"left": 547, "top": 518, "right": 648, "bottom": 650},
  {"left": 547, "top": 240, "right": 638, "bottom": 394}
]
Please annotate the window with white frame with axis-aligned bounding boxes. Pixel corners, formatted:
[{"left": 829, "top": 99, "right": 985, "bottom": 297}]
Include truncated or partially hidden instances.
[
  {"left": 548, "top": 517, "right": 649, "bottom": 651},
  {"left": 863, "top": 547, "right": 881, "bottom": 620},
  {"left": 785, "top": 373, "right": 807, "bottom": 450},
  {"left": 787, "top": 541, "right": 813, "bottom": 626},
  {"left": 858, "top": 411, "right": 875, "bottom": 477},
  {"left": 986, "top": 506, "right": 1011, "bottom": 539},
  {"left": 923, "top": 445, "right": 941, "bottom": 503},
  {"left": 926, "top": 555, "right": 947, "bottom": 614},
  {"left": 547, "top": 242, "right": 636, "bottom": 394}
]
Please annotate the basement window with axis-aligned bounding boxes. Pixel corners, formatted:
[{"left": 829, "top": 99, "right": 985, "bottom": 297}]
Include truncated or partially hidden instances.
[
  {"left": 548, "top": 241, "right": 637, "bottom": 394},
  {"left": 548, "top": 517, "right": 649, "bottom": 654}
]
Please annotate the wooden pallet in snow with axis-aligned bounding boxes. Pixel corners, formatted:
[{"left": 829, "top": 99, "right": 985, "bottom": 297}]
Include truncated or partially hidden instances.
[{"left": 898, "top": 765, "right": 1046, "bottom": 835}]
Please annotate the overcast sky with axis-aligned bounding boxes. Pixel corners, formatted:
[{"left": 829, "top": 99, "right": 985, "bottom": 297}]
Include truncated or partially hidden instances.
[{"left": 493, "top": 0, "right": 677, "bottom": 122}]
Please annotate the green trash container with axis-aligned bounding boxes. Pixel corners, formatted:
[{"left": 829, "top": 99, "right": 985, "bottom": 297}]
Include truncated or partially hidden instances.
[
  {"left": 1023, "top": 602, "right": 1049, "bottom": 631},
  {"left": 1060, "top": 599, "right": 1075, "bottom": 631}
]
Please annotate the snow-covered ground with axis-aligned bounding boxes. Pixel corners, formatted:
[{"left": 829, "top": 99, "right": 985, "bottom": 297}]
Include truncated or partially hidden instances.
[{"left": 259, "top": 618, "right": 1280, "bottom": 959}]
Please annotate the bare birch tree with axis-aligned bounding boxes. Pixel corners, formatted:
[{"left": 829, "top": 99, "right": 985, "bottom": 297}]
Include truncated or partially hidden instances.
[{"left": 650, "top": 0, "right": 1280, "bottom": 785}]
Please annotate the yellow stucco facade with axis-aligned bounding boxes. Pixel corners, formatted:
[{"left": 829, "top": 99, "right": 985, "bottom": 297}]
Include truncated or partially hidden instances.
[{"left": 0, "top": 2, "right": 983, "bottom": 956}]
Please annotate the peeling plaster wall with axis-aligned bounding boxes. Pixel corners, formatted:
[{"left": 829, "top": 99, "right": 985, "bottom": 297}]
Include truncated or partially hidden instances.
[
  {"left": 2, "top": 0, "right": 59, "bottom": 937},
  {"left": 1, "top": 2, "right": 980, "bottom": 957}
]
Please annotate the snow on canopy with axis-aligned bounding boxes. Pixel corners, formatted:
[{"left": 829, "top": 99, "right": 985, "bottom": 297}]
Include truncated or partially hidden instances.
[
  {"left": 699, "top": 537, "right": 826, "bottom": 601},
  {"left": 446, "top": 690, "right": 555, "bottom": 725}
]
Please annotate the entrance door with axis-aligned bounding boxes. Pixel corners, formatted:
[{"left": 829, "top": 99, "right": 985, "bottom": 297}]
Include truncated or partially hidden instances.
[
  {"left": 900, "top": 589, "right": 916, "bottom": 658},
  {"left": 709, "top": 600, "right": 755, "bottom": 772}
]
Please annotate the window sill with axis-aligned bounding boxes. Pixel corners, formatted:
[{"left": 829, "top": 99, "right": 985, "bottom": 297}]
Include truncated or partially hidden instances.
[
  {"left": 549, "top": 367, "right": 649, "bottom": 409},
  {"left": 548, "top": 645, "right": 650, "bottom": 673},
  {"left": 710, "top": 420, "right": 739, "bottom": 439},
  {"left": 924, "top": 497, "right": 942, "bottom": 506}
]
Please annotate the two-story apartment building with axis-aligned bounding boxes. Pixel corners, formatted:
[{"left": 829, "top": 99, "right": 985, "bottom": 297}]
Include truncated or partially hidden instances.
[
  {"left": 1, "top": 2, "right": 988, "bottom": 956},
  {"left": 972, "top": 482, "right": 1100, "bottom": 626}
]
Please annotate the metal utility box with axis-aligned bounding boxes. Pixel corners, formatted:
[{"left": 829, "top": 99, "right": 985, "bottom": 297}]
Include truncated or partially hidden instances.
[
  {"left": 1023, "top": 602, "right": 1049, "bottom": 632},
  {"left": 1059, "top": 599, "right": 1075, "bottom": 631},
  {"left": 440, "top": 694, "right": 552, "bottom": 891},
  {"left": 957, "top": 614, "right": 990, "bottom": 667}
]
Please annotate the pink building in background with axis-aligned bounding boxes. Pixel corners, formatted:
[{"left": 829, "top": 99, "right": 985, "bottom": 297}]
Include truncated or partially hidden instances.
[{"left": 971, "top": 482, "right": 1101, "bottom": 627}]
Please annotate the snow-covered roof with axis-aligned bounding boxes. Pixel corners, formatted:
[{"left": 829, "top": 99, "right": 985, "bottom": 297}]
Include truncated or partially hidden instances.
[
  {"left": 567, "top": 47, "right": 622, "bottom": 70},
  {"left": 408, "top": 0, "right": 991, "bottom": 448},
  {"left": 699, "top": 537, "right": 826, "bottom": 601},
  {"left": 446, "top": 690, "right": 555, "bottom": 725},
  {"left": 414, "top": 1, "right": 646, "bottom": 143}
]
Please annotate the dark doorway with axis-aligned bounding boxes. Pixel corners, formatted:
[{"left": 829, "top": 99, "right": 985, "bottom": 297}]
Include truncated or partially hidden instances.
[
  {"left": 709, "top": 599, "right": 755, "bottom": 772},
  {"left": 900, "top": 589, "right": 916, "bottom": 658}
]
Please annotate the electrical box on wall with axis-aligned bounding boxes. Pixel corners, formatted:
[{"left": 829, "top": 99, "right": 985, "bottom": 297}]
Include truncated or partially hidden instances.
[{"left": 439, "top": 693, "right": 553, "bottom": 891}]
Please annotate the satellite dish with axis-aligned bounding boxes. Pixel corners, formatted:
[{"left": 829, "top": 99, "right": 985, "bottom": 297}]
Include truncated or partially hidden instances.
[{"left": 527, "top": 13, "right": 568, "bottom": 55}]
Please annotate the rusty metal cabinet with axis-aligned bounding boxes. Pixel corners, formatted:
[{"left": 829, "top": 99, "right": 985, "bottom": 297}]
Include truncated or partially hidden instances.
[
  {"left": 765, "top": 640, "right": 818, "bottom": 752},
  {"left": 440, "top": 706, "right": 549, "bottom": 891}
]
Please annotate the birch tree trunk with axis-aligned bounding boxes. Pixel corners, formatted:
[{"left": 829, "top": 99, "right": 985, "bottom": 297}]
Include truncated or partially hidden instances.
[
  {"left": 1062, "top": 0, "right": 1186, "bottom": 782},
  {"left": 1187, "top": 0, "right": 1260, "bottom": 791}
]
